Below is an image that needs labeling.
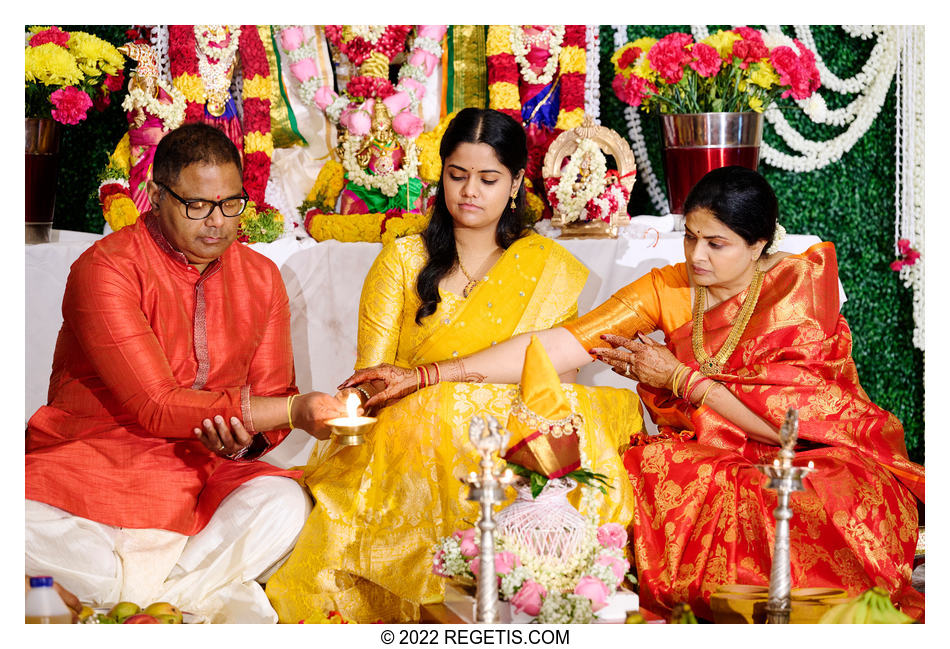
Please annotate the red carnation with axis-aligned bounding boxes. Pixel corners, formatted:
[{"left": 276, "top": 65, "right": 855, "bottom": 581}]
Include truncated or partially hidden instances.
[
  {"left": 689, "top": 43, "right": 722, "bottom": 78},
  {"left": 612, "top": 73, "right": 655, "bottom": 108},
  {"left": 647, "top": 32, "right": 693, "bottom": 84},
  {"left": 770, "top": 43, "right": 820, "bottom": 100},
  {"left": 50, "top": 86, "right": 93, "bottom": 125},
  {"left": 103, "top": 70, "right": 126, "bottom": 93},
  {"left": 487, "top": 54, "right": 518, "bottom": 84},
  {"left": 732, "top": 27, "right": 769, "bottom": 69},
  {"left": 29, "top": 26, "right": 70, "bottom": 48},
  {"left": 618, "top": 46, "right": 641, "bottom": 70}
]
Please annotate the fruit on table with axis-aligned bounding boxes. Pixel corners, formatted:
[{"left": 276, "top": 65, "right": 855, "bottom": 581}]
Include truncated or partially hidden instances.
[
  {"left": 144, "top": 601, "right": 183, "bottom": 624},
  {"left": 123, "top": 614, "right": 160, "bottom": 624},
  {"left": 107, "top": 601, "right": 141, "bottom": 623},
  {"left": 78, "top": 605, "right": 95, "bottom": 622},
  {"left": 624, "top": 611, "right": 647, "bottom": 623},
  {"left": 818, "top": 587, "right": 915, "bottom": 624},
  {"left": 670, "top": 603, "right": 698, "bottom": 623}
]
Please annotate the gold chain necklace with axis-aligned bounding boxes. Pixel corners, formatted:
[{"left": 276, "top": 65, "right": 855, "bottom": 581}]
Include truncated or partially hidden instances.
[
  {"left": 456, "top": 249, "right": 499, "bottom": 298},
  {"left": 692, "top": 267, "right": 765, "bottom": 375}
]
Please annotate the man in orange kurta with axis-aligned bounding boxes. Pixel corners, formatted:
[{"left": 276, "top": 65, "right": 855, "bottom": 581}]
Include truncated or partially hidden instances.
[{"left": 25, "top": 123, "right": 343, "bottom": 622}]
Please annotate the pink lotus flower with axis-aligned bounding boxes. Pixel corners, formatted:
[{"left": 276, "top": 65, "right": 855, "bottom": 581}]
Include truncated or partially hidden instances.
[
  {"left": 409, "top": 48, "right": 439, "bottom": 76},
  {"left": 689, "top": 43, "right": 722, "bottom": 78},
  {"left": 50, "top": 86, "right": 93, "bottom": 125},
  {"left": 511, "top": 580, "right": 547, "bottom": 616},
  {"left": 290, "top": 58, "right": 318, "bottom": 83},
  {"left": 417, "top": 25, "right": 447, "bottom": 41},
  {"left": 393, "top": 112, "right": 424, "bottom": 139},
  {"left": 280, "top": 26, "right": 305, "bottom": 52},
  {"left": 595, "top": 555, "right": 629, "bottom": 586},
  {"left": 383, "top": 91, "right": 411, "bottom": 116},
  {"left": 313, "top": 86, "right": 337, "bottom": 111},
  {"left": 453, "top": 528, "right": 478, "bottom": 557},
  {"left": 29, "top": 26, "right": 69, "bottom": 48},
  {"left": 574, "top": 575, "right": 611, "bottom": 611},
  {"left": 340, "top": 101, "right": 373, "bottom": 136},
  {"left": 596, "top": 523, "right": 628, "bottom": 549}
]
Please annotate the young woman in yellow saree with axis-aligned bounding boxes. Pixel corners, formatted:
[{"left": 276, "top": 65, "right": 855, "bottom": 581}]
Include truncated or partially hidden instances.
[
  {"left": 348, "top": 166, "right": 924, "bottom": 621},
  {"left": 265, "top": 108, "right": 641, "bottom": 623}
]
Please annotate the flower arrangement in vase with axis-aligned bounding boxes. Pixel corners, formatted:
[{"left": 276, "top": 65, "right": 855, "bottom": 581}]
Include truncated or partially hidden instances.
[
  {"left": 433, "top": 519, "right": 630, "bottom": 624},
  {"left": 25, "top": 26, "right": 126, "bottom": 125},
  {"left": 611, "top": 26, "right": 821, "bottom": 114}
]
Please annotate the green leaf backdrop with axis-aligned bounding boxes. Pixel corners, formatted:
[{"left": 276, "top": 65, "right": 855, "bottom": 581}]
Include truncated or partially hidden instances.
[{"left": 49, "top": 25, "right": 924, "bottom": 463}]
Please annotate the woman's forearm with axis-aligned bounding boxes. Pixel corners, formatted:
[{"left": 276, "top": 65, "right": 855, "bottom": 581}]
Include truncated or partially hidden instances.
[
  {"left": 699, "top": 381, "right": 780, "bottom": 444},
  {"left": 437, "top": 326, "right": 593, "bottom": 384}
]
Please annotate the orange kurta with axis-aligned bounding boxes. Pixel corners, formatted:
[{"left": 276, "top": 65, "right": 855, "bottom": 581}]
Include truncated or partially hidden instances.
[
  {"left": 566, "top": 242, "right": 924, "bottom": 619},
  {"left": 26, "top": 213, "right": 300, "bottom": 535}
]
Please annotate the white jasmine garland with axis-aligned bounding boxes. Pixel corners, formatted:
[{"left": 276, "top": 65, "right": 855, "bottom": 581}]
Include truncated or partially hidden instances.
[
  {"left": 584, "top": 25, "right": 600, "bottom": 123},
  {"left": 510, "top": 25, "right": 565, "bottom": 86},
  {"left": 553, "top": 139, "right": 608, "bottom": 223},
  {"left": 121, "top": 77, "right": 186, "bottom": 131},
  {"left": 349, "top": 25, "right": 386, "bottom": 43}
]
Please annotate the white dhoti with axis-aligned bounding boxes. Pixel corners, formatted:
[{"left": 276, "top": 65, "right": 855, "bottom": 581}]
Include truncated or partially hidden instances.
[{"left": 25, "top": 475, "right": 311, "bottom": 623}]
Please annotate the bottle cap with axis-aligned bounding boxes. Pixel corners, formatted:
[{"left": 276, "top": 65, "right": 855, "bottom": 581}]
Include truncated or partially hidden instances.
[{"left": 29, "top": 576, "right": 54, "bottom": 588}]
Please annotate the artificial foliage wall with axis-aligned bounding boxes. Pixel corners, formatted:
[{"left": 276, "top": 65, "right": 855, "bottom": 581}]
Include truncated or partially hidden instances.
[{"left": 49, "top": 25, "right": 924, "bottom": 463}]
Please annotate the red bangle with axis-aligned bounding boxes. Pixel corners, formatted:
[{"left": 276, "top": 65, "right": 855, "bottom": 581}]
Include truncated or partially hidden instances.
[
  {"left": 433, "top": 362, "right": 441, "bottom": 385},
  {"left": 684, "top": 371, "right": 704, "bottom": 404}
]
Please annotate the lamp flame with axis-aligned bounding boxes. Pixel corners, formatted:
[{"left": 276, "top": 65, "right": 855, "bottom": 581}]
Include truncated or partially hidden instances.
[{"left": 346, "top": 392, "right": 361, "bottom": 419}]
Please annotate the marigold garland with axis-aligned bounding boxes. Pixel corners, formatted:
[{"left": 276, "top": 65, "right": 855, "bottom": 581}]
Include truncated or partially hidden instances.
[{"left": 304, "top": 208, "right": 428, "bottom": 245}]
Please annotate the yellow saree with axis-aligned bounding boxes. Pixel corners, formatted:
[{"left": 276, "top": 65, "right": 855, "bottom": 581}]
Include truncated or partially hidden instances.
[{"left": 265, "top": 233, "right": 642, "bottom": 622}]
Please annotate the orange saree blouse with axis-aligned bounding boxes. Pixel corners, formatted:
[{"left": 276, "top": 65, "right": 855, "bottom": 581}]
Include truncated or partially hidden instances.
[
  {"left": 566, "top": 242, "right": 924, "bottom": 620},
  {"left": 26, "top": 214, "right": 299, "bottom": 535}
]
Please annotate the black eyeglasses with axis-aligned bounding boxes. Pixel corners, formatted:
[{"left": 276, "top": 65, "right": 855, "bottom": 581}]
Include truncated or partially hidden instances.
[{"left": 158, "top": 183, "right": 249, "bottom": 220}]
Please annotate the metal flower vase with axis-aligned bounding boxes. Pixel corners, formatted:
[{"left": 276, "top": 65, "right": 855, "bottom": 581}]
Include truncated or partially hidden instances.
[
  {"left": 659, "top": 112, "right": 763, "bottom": 216},
  {"left": 26, "top": 118, "right": 62, "bottom": 244}
]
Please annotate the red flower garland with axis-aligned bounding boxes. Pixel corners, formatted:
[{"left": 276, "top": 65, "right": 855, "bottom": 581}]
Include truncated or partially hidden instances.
[
  {"left": 168, "top": 26, "right": 274, "bottom": 210},
  {"left": 324, "top": 25, "right": 412, "bottom": 66}
]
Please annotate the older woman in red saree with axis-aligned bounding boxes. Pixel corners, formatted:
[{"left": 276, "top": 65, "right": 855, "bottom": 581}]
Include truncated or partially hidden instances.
[{"left": 349, "top": 166, "right": 924, "bottom": 621}]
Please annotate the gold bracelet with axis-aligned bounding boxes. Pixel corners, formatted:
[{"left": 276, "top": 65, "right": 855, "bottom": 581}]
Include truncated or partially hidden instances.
[
  {"left": 287, "top": 393, "right": 299, "bottom": 430},
  {"left": 699, "top": 381, "right": 717, "bottom": 407},
  {"left": 682, "top": 371, "right": 700, "bottom": 402},
  {"left": 353, "top": 385, "right": 371, "bottom": 403},
  {"left": 670, "top": 364, "right": 688, "bottom": 397}
]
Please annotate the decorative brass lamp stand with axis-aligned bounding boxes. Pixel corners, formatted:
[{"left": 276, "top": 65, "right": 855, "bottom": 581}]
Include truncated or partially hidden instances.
[
  {"left": 756, "top": 408, "right": 815, "bottom": 624},
  {"left": 327, "top": 393, "right": 376, "bottom": 445},
  {"left": 462, "top": 415, "right": 514, "bottom": 624}
]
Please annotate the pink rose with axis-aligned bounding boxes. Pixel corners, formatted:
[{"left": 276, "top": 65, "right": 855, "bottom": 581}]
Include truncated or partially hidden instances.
[
  {"left": 573, "top": 576, "right": 611, "bottom": 611},
  {"left": 290, "top": 58, "right": 318, "bottom": 83},
  {"left": 340, "top": 104, "right": 372, "bottom": 136},
  {"left": 494, "top": 551, "right": 520, "bottom": 576},
  {"left": 280, "top": 26, "right": 305, "bottom": 52},
  {"left": 312, "top": 86, "right": 337, "bottom": 111},
  {"left": 432, "top": 549, "right": 447, "bottom": 576},
  {"left": 595, "top": 555, "right": 629, "bottom": 586},
  {"left": 398, "top": 77, "right": 425, "bottom": 97},
  {"left": 453, "top": 528, "right": 478, "bottom": 557},
  {"left": 596, "top": 523, "right": 628, "bottom": 549},
  {"left": 392, "top": 112, "right": 424, "bottom": 139},
  {"left": 510, "top": 580, "right": 547, "bottom": 617},
  {"left": 468, "top": 556, "right": 480, "bottom": 577},
  {"left": 50, "top": 86, "right": 93, "bottom": 125}
]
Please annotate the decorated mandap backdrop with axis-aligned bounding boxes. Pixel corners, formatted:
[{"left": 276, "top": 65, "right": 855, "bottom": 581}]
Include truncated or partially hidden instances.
[{"left": 29, "top": 24, "right": 924, "bottom": 463}]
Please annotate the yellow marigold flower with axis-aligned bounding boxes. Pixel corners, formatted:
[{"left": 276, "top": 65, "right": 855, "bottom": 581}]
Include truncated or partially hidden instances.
[
  {"left": 25, "top": 43, "right": 83, "bottom": 87},
  {"left": 242, "top": 74, "right": 273, "bottom": 101},
  {"left": 558, "top": 46, "right": 586, "bottom": 75},
  {"left": 174, "top": 73, "right": 206, "bottom": 103},
  {"left": 631, "top": 37, "right": 658, "bottom": 53},
  {"left": 702, "top": 30, "right": 741, "bottom": 60},
  {"left": 104, "top": 195, "right": 140, "bottom": 231},
  {"left": 555, "top": 107, "right": 585, "bottom": 131},
  {"left": 748, "top": 96, "right": 764, "bottom": 113},
  {"left": 632, "top": 54, "right": 657, "bottom": 82},
  {"left": 244, "top": 131, "right": 274, "bottom": 157},
  {"left": 486, "top": 25, "right": 513, "bottom": 55},
  {"left": 748, "top": 61, "right": 780, "bottom": 90},
  {"left": 307, "top": 159, "right": 345, "bottom": 207},
  {"left": 525, "top": 190, "right": 544, "bottom": 223},
  {"left": 489, "top": 82, "right": 521, "bottom": 111},
  {"left": 110, "top": 133, "right": 131, "bottom": 175},
  {"left": 416, "top": 111, "right": 457, "bottom": 183}
]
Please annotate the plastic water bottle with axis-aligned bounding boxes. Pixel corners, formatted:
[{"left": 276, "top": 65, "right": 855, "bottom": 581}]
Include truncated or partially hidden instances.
[{"left": 25, "top": 576, "right": 73, "bottom": 624}]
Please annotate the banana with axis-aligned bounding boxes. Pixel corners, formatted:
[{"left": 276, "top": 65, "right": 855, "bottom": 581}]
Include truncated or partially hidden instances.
[
  {"left": 670, "top": 603, "right": 698, "bottom": 623},
  {"left": 819, "top": 587, "right": 914, "bottom": 623}
]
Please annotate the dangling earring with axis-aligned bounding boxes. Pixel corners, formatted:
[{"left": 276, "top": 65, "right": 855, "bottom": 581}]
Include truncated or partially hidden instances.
[{"left": 510, "top": 195, "right": 517, "bottom": 210}]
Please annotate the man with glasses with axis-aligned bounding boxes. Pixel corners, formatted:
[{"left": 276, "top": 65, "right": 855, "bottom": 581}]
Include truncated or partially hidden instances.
[{"left": 26, "top": 123, "right": 346, "bottom": 622}]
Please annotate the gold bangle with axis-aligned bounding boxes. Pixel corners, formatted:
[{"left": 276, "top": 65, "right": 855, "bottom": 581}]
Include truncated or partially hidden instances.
[
  {"left": 670, "top": 364, "right": 687, "bottom": 397},
  {"left": 699, "top": 381, "right": 717, "bottom": 407},
  {"left": 287, "top": 393, "right": 299, "bottom": 430},
  {"left": 682, "top": 371, "right": 700, "bottom": 402},
  {"left": 354, "top": 385, "right": 371, "bottom": 403}
]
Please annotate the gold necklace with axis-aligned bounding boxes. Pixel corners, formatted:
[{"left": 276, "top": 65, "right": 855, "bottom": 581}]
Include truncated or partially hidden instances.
[
  {"left": 456, "top": 250, "right": 498, "bottom": 298},
  {"left": 692, "top": 267, "right": 765, "bottom": 375}
]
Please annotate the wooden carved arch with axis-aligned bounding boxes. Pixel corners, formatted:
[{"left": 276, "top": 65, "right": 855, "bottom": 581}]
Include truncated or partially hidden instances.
[{"left": 542, "top": 115, "right": 636, "bottom": 238}]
